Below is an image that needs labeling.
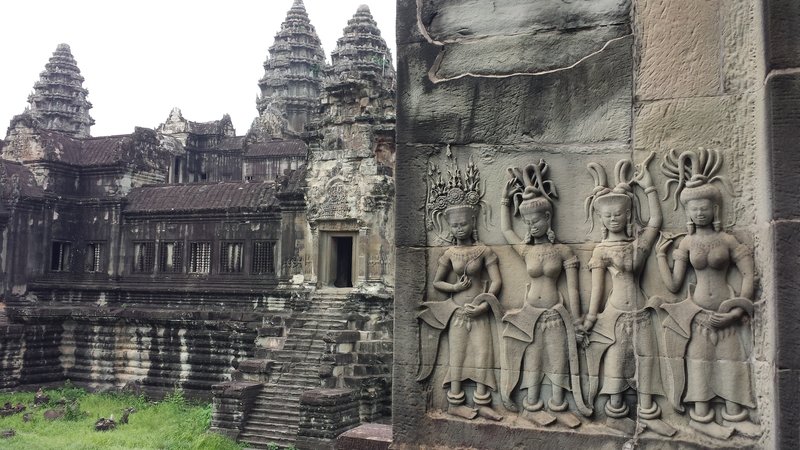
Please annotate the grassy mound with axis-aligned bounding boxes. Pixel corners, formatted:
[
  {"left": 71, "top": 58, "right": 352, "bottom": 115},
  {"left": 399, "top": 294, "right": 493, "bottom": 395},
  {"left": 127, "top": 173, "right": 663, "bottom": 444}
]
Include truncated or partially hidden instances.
[{"left": 0, "top": 384, "right": 243, "bottom": 450}]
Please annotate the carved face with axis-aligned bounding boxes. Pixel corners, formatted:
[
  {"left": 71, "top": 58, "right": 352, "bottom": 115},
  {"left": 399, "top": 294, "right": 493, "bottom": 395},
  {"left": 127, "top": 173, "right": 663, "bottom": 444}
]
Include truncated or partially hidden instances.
[
  {"left": 686, "top": 198, "right": 715, "bottom": 227},
  {"left": 445, "top": 208, "right": 475, "bottom": 241},
  {"left": 597, "top": 202, "right": 630, "bottom": 234},
  {"left": 522, "top": 211, "right": 550, "bottom": 239}
]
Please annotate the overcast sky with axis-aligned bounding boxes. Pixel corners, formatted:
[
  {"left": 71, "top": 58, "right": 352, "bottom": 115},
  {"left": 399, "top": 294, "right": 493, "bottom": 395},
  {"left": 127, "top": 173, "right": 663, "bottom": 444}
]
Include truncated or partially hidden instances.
[{"left": 0, "top": 0, "right": 396, "bottom": 137}]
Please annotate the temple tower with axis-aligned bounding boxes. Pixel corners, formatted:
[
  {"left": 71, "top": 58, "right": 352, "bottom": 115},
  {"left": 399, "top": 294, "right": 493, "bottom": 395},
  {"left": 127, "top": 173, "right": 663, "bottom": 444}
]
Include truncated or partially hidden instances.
[
  {"left": 25, "top": 44, "right": 94, "bottom": 137},
  {"left": 329, "top": 4, "right": 395, "bottom": 94},
  {"left": 255, "top": 0, "right": 325, "bottom": 138},
  {"left": 304, "top": 4, "right": 396, "bottom": 290}
]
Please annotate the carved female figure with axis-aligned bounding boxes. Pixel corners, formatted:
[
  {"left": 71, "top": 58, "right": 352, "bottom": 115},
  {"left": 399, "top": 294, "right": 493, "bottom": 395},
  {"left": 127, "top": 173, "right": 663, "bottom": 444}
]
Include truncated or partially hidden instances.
[
  {"left": 657, "top": 148, "right": 758, "bottom": 439},
  {"left": 418, "top": 160, "right": 504, "bottom": 421},
  {"left": 498, "top": 161, "right": 591, "bottom": 427},
  {"left": 582, "top": 153, "right": 675, "bottom": 436}
]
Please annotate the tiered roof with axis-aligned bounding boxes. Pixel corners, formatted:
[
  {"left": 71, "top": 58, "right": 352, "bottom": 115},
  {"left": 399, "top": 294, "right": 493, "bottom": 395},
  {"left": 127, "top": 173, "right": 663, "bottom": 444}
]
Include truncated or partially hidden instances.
[{"left": 26, "top": 44, "right": 95, "bottom": 137}]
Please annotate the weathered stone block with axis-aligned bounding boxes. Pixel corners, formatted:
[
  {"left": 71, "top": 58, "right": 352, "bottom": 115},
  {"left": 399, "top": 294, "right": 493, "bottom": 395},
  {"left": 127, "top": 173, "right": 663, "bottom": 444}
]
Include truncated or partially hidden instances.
[
  {"left": 776, "top": 368, "right": 800, "bottom": 448},
  {"left": 775, "top": 220, "right": 800, "bottom": 370},
  {"left": 768, "top": 73, "right": 800, "bottom": 220},
  {"left": 396, "top": 38, "right": 632, "bottom": 146},
  {"left": 210, "top": 381, "right": 262, "bottom": 441},
  {"left": 394, "top": 145, "right": 435, "bottom": 248},
  {"left": 767, "top": 0, "right": 800, "bottom": 69},
  {"left": 335, "top": 423, "right": 392, "bottom": 450}
]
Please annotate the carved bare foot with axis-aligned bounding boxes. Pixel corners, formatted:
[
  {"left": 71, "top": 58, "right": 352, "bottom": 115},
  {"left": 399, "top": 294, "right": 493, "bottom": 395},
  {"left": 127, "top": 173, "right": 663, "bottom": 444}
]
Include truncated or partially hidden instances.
[
  {"left": 605, "top": 417, "right": 639, "bottom": 435},
  {"left": 723, "top": 420, "right": 761, "bottom": 438},
  {"left": 641, "top": 418, "right": 676, "bottom": 437},
  {"left": 447, "top": 404, "right": 478, "bottom": 420},
  {"left": 690, "top": 419, "right": 734, "bottom": 440},
  {"left": 522, "top": 409, "right": 557, "bottom": 427},
  {"left": 501, "top": 397, "right": 519, "bottom": 413},
  {"left": 555, "top": 411, "right": 582, "bottom": 428},
  {"left": 477, "top": 406, "right": 503, "bottom": 421}
]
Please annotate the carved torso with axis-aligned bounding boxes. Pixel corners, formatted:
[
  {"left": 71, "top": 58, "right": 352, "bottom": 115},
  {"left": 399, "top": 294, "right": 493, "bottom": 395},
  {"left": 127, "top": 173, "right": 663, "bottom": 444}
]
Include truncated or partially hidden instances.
[
  {"left": 437, "top": 244, "right": 498, "bottom": 306},
  {"left": 677, "top": 232, "right": 750, "bottom": 310},
  {"left": 589, "top": 227, "right": 658, "bottom": 311},
  {"left": 514, "top": 242, "right": 575, "bottom": 309}
]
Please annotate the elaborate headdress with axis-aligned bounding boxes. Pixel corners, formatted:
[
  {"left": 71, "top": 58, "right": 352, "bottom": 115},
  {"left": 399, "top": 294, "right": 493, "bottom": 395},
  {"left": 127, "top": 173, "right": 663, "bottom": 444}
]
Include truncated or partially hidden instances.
[
  {"left": 585, "top": 160, "right": 641, "bottom": 237},
  {"left": 507, "top": 160, "right": 558, "bottom": 242},
  {"left": 661, "top": 147, "right": 732, "bottom": 232},
  {"left": 426, "top": 157, "right": 486, "bottom": 244}
]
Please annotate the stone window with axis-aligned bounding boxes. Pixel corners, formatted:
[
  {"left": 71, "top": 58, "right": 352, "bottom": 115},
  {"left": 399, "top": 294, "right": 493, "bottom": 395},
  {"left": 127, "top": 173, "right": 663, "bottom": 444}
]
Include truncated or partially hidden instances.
[
  {"left": 252, "top": 241, "right": 276, "bottom": 275},
  {"left": 221, "top": 242, "right": 244, "bottom": 273},
  {"left": 86, "top": 242, "right": 103, "bottom": 273},
  {"left": 50, "top": 241, "right": 72, "bottom": 272},
  {"left": 189, "top": 242, "right": 212, "bottom": 274},
  {"left": 132, "top": 241, "right": 155, "bottom": 273},
  {"left": 159, "top": 241, "right": 184, "bottom": 273}
]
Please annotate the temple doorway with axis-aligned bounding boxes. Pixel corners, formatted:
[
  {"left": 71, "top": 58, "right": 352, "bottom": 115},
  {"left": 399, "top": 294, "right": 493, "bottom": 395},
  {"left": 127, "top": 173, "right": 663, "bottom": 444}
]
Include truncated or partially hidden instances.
[
  {"left": 332, "top": 236, "right": 353, "bottom": 287},
  {"left": 319, "top": 231, "right": 357, "bottom": 288}
]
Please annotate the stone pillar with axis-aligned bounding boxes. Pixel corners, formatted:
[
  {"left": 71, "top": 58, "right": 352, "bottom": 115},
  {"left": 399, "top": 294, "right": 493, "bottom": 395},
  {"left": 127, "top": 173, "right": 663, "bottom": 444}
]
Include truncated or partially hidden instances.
[
  {"left": 358, "top": 227, "right": 369, "bottom": 284},
  {"left": 764, "top": 1, "right": 800, "bottom": 448}
]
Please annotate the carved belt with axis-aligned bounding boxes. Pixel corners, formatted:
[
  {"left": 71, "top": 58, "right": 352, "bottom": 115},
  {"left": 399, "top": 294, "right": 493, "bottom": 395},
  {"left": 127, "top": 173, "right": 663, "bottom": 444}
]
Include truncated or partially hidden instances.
[
  {"left": 693, "top": 311, "right": 735, "bottom": 344},
  {"left": 539, "top": 310, "right": 563, "bottom": 330}
]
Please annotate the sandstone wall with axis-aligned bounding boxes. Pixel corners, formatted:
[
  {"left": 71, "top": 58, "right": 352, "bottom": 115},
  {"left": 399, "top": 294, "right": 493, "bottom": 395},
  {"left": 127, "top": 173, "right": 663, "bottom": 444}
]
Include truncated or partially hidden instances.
[{"left": 394, "top": 0, "right": 787, "bottom": 448}]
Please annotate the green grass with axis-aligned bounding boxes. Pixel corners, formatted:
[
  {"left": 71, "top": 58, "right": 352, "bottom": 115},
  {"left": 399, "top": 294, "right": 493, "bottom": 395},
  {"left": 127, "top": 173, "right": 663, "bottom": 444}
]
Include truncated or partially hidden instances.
[{"left": 0, "top": 385, "right": 243, "bottom": 450}]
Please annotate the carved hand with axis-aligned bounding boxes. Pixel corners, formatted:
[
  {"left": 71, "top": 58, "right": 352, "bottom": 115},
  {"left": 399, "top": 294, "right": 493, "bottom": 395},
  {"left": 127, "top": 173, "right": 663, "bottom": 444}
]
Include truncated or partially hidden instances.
[
  {"left": 453, "top": 275, "right": 472, "bottom": 292},
  {"left": 656, "top": 234, "right": 675, "bottom": 256},
  {"left": 504, "top": 179, "right": 522, "bottom": 200},
  {"left": 463, "top": 302, "right": 488, "bottom": 317},
  {"left": 633, "top": 151, "right": 656, "bottom": 189},
  {"left": 709, "top": 309, "right": 742, "bottom": 329},
  {"left": 581, "top": 315, "right": 597, "bottom": 332}
]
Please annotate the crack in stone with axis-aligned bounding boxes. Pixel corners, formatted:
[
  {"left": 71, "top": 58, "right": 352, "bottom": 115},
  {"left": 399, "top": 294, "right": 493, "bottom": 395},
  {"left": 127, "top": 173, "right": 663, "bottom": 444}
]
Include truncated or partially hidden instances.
[{"left": 416, "top": 0, "right": 632, "bottom": 83}]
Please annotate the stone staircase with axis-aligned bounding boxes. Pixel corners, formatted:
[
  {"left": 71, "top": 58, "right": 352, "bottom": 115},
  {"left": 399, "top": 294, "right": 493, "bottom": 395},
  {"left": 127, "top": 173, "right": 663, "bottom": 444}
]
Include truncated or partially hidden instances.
[{"left": 239, "top": 293, "right": 351, "bottom": 449}]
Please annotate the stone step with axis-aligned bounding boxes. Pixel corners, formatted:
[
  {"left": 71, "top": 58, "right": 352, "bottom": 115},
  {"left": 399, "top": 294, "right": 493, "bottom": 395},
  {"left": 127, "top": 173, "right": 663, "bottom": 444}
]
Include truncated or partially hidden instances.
[
  {"left": 240, "top": 432, "right": 296, "bottom": 449},
  {"left": 251, "top": 405, "right": 301, "bottom": 415}
]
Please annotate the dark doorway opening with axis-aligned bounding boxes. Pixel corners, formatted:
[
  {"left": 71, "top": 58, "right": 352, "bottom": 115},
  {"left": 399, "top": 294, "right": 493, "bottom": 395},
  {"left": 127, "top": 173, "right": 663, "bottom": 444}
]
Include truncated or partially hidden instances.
[{"left": 332, "top": 236, "right": 353, "bottom": 288}]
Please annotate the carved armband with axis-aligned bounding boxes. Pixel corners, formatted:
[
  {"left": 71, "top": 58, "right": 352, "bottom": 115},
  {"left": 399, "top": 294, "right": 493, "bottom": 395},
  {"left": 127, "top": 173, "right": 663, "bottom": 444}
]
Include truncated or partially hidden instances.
[{"left": 562, "top": 256, "right": 579, "bottom": 269}]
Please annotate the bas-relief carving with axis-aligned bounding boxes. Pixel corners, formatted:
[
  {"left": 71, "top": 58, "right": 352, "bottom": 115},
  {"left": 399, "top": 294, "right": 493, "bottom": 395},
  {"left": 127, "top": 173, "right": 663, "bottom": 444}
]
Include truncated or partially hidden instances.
[
  {"left": 418, "top": 159, "right": 505, "bottom": 421},
  {"left": 415, "top": 152, "right": 761, "bottom": 444},
  {"left": 581, "top": 153, "right": 676, "bottom": 437},
  {"left": 499, "top": 161, "right": 590, "bottom": 427},
  {"left": 656, "top": 148, "right": 759, "bottom": 439}
]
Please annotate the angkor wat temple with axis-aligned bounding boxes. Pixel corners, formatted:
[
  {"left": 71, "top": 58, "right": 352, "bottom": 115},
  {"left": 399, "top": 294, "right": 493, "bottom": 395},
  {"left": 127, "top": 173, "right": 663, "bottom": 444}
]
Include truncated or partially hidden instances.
[{"left": 0, "top": 1, "right": 394, "bottom": 448}]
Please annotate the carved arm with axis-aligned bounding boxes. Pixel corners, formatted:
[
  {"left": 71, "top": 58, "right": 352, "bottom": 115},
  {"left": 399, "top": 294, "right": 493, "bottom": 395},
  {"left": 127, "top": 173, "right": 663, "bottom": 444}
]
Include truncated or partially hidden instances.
[{"left": 583, "top": 267, "right": 605, "bottom": 330}]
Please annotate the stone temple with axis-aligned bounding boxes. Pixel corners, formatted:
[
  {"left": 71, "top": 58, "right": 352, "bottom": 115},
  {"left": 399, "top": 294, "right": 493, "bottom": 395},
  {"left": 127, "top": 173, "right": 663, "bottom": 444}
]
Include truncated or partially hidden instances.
[
  {"left": 0, "top": 1, "right": 394, "bottom": 448},
  {"left": 2, "top": 1, "right": 800, "bottom": 450}
]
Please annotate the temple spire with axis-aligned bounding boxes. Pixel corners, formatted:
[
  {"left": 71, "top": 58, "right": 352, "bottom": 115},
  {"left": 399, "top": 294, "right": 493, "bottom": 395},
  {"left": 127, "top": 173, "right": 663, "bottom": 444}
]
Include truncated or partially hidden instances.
[
  {"left": 25, "top": 43, "right": 95, "bottom": 137},
  {"left": 254, "top": 0, "right": 325, "bottom": 138},
  {"left": 329, "top": 4, "right": 396, "bottom": 91}
]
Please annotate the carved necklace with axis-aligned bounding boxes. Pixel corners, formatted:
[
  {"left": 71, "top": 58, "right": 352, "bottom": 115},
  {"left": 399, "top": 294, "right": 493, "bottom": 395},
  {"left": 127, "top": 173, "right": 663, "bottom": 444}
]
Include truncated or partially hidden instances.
[{"left": 449, "top": 245, "right": 486, "bottom": 275}]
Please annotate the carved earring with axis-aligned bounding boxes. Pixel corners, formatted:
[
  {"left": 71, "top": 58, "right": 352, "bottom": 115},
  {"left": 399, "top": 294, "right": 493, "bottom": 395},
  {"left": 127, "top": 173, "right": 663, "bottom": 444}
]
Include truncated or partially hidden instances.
[
  {"left": 626, "top": 222, "right": 633, "bottom": 237},
  {"left": 601, "top": 226, "right": 608, "bottom": 240},
  {"left": 686, "top": 221, "right": 696, "bottom": 235},
  {"left": 547, "top": 227, "right": 555, "bottom": 243},
  {"left": 713, "top": 204, "right": 721, "bottom": 232}
]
